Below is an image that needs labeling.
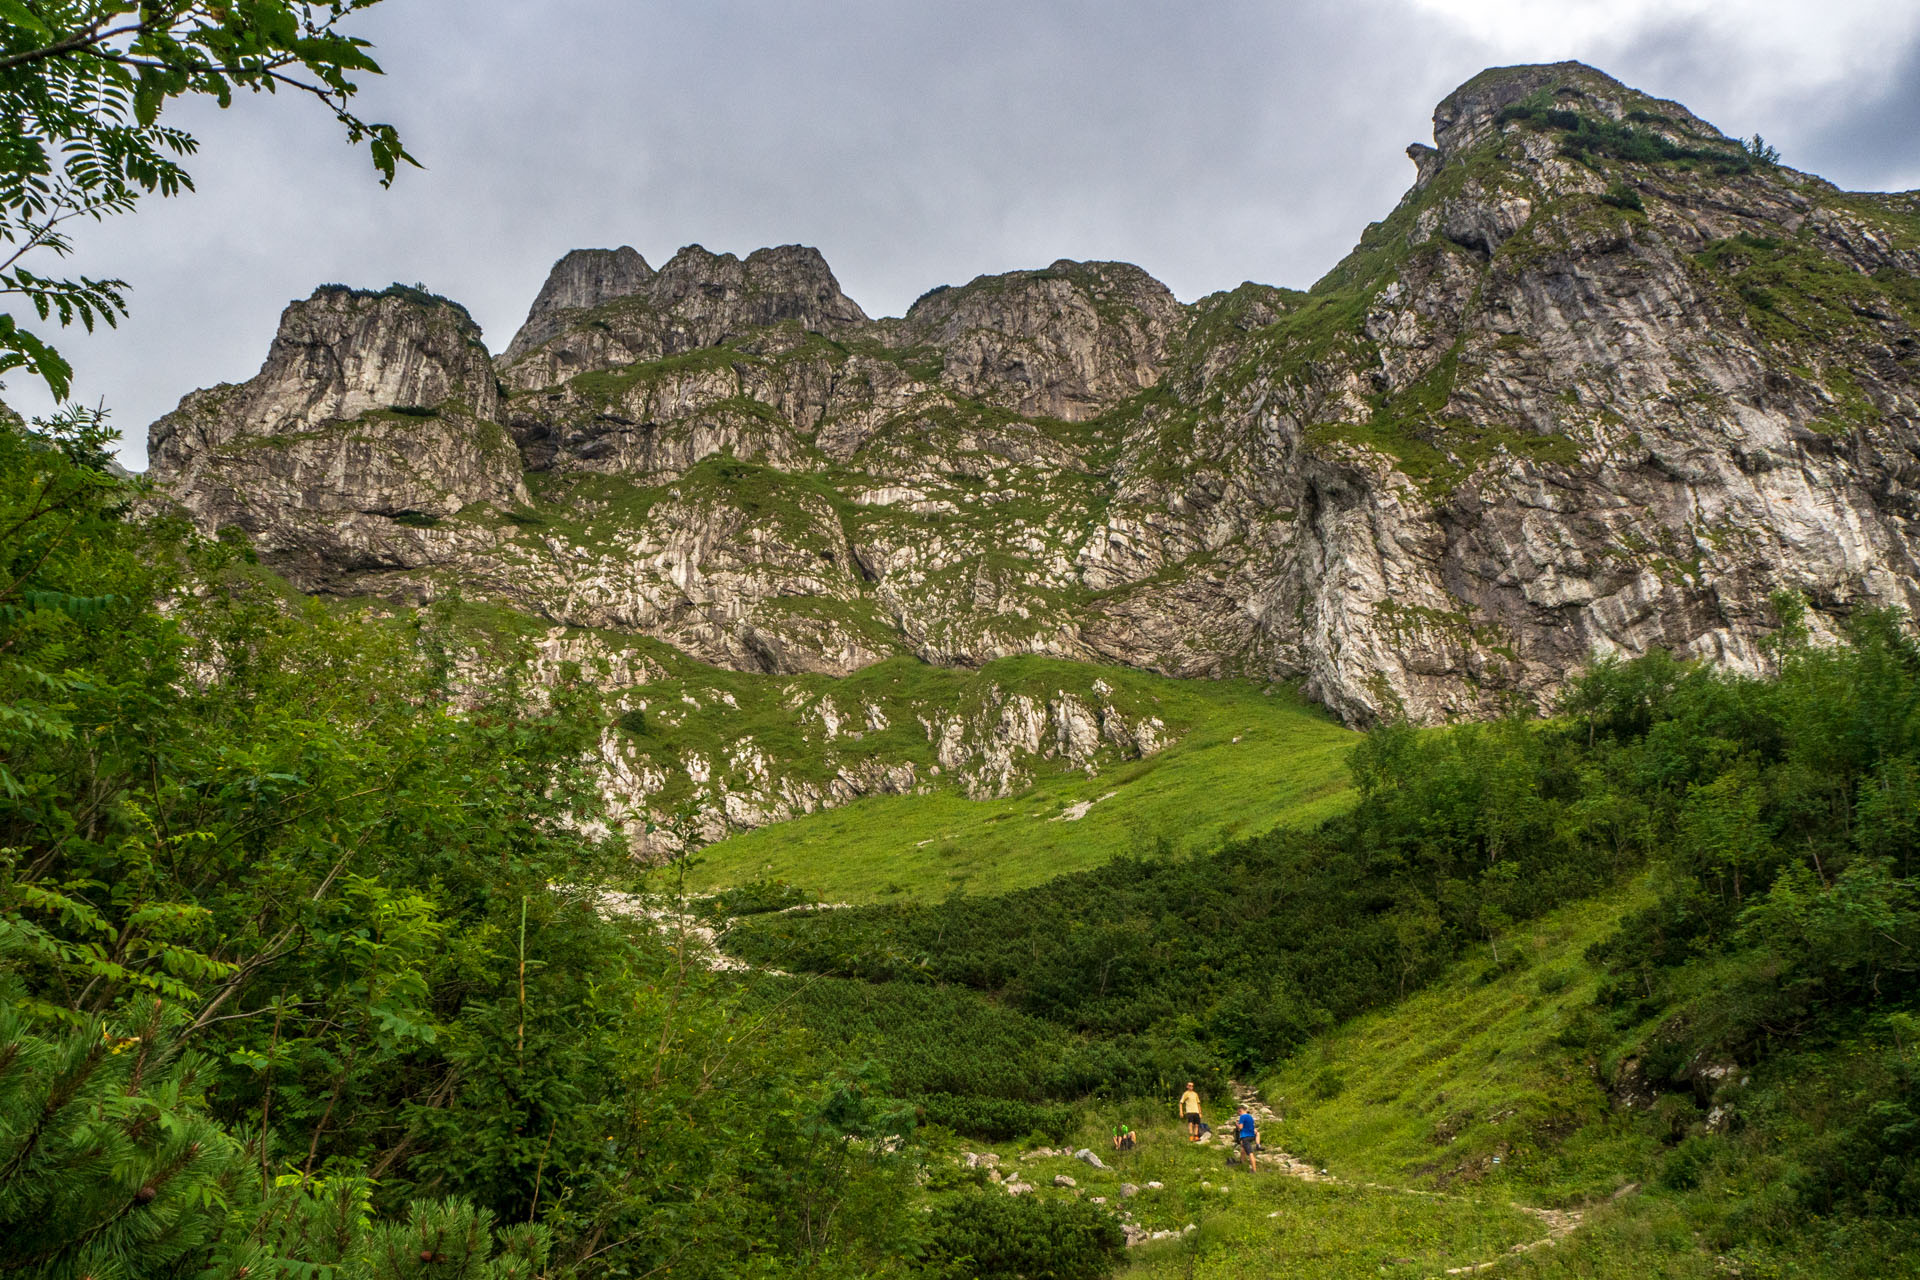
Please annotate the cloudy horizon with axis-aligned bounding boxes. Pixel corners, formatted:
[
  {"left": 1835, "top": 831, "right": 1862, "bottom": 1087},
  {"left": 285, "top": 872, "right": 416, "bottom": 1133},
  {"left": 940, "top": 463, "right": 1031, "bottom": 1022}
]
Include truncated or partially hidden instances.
[{"left": 7, "top": 0, "right": 1919, "bottom": 467}]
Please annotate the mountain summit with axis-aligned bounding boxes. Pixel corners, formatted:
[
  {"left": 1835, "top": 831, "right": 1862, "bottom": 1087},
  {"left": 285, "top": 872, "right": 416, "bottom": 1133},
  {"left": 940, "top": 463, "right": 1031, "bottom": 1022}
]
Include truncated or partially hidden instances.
[{"left": 150, "top": 62, "right": 1920, "bottom": 728}]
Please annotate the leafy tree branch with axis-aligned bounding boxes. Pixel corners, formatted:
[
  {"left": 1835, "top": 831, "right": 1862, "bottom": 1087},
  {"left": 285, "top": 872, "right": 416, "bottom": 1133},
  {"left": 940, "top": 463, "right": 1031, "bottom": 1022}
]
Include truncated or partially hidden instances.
[{"left": 0, "top": 1, "right": 414, "bottom": 400}]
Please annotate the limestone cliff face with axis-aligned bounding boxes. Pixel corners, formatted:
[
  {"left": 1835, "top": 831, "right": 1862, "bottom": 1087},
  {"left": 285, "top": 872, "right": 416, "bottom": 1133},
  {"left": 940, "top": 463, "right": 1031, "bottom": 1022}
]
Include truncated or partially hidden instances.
[
  {"left": 1231, "top": 62, "right": 1920, "bottom": 720},
  {"left": 441, "top": 625, "right": 1174, "bottom": 857},
  {"left": 500, "top": 243, "right": 868, "bottom": 393},
  {"left": 149, "top": 286, "right": 525, "bottom": 575},
  {"left": 894, "top": 260, "right": 1188, "bottom": 421},
  {"left": 148, "top": 61, "right": 1920, "bottom": 735},
  {"left": 506, "top": 246, "right": 656, "bottom": 357}
]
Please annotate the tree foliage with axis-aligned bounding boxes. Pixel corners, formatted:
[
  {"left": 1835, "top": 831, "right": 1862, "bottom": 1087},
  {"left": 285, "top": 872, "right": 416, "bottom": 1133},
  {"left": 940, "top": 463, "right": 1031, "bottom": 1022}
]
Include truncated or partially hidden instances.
[
  {"left": 0, "top": 414, "right": 924, "bottom": 1276},
  {"left": 921, "top": 1193, "right": 1124, "bottom": 1280},
  {"left": 0, "top": 1, "right": 413, "bottom": 398}
]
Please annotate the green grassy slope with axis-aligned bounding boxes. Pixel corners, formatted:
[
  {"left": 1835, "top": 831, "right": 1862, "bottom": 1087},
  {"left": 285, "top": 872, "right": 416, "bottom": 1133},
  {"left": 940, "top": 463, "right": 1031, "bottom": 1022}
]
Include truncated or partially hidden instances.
[
  {"left": 1089, "top": 882, "right": 1920, "bottom": 1279},
  {"left": 434, "top": 599, "right": 1357, "bottom": 904},
  {"left": 1257, "top": 885, "right": 1660, "bottom": 1204},
  {"left": 894, "top": 895, "right": 1643, "bottom": 1279},
  {"left": 683, "top": 675, "right": 1357, "bottom": 903}
]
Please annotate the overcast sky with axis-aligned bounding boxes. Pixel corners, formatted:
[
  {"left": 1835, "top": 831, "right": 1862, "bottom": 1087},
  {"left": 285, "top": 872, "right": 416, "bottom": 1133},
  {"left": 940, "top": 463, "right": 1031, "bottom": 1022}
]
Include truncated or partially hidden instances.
[{"left": 9, "top": 0, "right": 1920, "bottom": 466}]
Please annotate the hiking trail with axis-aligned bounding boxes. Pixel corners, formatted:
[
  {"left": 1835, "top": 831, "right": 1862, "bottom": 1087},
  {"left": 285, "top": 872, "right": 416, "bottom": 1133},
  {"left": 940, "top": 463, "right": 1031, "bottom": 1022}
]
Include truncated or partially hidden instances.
[{"left": 1228, "top": 1080, "right": 1588, "bottom": 1277}]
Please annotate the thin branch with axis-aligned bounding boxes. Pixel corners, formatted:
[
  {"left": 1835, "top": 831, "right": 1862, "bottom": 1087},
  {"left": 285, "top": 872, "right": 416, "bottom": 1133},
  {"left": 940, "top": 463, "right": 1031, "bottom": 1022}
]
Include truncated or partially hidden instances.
[{"left": 0, "top": 19, "right": 147, "bottom": 75}]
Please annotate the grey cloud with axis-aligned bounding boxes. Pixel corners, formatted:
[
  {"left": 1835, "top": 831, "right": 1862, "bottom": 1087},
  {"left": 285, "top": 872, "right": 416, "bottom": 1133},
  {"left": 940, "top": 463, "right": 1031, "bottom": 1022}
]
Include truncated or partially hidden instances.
[
  {"left": 1794, "top": 31, "right": 1920, "bottom": 190},
  {"left": 1601, "top": 13, "right": 1920, "bottom": 189}
]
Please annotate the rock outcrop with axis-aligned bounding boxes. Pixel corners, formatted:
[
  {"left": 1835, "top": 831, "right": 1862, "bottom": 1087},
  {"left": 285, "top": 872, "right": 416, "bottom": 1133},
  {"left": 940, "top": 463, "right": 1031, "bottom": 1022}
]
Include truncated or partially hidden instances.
[
  {"left": 441, "top": 622, "right": 1178, "bottom": 856},
  {"left": 148, "top": 61, "right": 1920, "bottom": 728},
  {"left": 148, "top": 285, "right": 525, "bottom": 577},
  {"left": 506, "top": 246, "right": 656, "bottom": 356},
  {"left": 500, "top": 243, "right": 868, "bottom": 392},
  {"left": 896, "top": 260, "right": 1187, "bottom": 420}
]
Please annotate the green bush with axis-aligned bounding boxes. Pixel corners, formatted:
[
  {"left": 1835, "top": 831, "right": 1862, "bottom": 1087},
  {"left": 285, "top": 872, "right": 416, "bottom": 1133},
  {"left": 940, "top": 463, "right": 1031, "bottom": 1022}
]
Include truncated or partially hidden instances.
[
  {"left": 698, "top": 877, "right": 811, "bottom": 919},
  {"left": 756, "top": 975, "right": 1220, "bottom": 1106},
  {"left": 915, "top": 1092, "right": 1074, "bottom": 1142},
  {"left": 923, "top": 1192, "right": 1124, "bottom": 1280},
  {"left": 1659, "top": 1134, "right": 1719, "bottom": 1190},
  {"left": 1600, "top": 180, "right": 1645, "bottom": 212},
  {"left": 1496, "top": 96, "right": 1752, "bottom": 174}
]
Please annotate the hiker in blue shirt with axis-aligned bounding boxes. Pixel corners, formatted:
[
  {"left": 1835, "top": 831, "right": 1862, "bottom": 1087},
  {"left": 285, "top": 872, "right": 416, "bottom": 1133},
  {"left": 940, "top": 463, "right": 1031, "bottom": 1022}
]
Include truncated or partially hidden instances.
[{"left": 1235, "top": 1107, "right": 1260, "bottom": 1171}]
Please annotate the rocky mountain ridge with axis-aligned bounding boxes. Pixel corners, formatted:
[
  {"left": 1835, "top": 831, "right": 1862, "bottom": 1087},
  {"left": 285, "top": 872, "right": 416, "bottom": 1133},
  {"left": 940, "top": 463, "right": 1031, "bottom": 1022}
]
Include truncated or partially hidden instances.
[{"left": 149, "top": 61, "right": 1920, "bottom": 845}]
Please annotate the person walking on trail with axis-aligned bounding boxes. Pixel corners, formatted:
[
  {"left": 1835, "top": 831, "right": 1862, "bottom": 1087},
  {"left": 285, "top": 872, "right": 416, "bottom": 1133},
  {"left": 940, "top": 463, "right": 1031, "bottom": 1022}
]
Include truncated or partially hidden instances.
[
  {"left": 1235, "top": 1106, "right": 1260, "bottom": 1171},
  {"left": 1179, "top": 1082, "right": 1204, "bottom": 1142}
]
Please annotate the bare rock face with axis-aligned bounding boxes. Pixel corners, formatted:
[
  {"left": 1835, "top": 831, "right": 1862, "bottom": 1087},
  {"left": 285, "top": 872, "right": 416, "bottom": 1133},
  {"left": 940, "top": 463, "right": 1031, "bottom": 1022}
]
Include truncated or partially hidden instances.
[
  {"left": 505, "top": 246, "right": 655, "bottom": 357},
  {"left": 1225, "top": 61, "right": 1920, "bottom": 721},
  {"left": 896, "top": 260, "right": 1188, "bottom": 420},
  {"left": 163, "top": 284, "right": 504, "bottom": 437},
  {"left": 1430, "top": 61, "right": 1721, "bottom": 163},
  {"left": 147, "top": 61, "right": 1920, "bottom": 732},
  {"left": 148, "top": 285, "right": 524, "bottom": 577},
  {"left": 499, "top": 243, "right": 868, "bottom": 391}
]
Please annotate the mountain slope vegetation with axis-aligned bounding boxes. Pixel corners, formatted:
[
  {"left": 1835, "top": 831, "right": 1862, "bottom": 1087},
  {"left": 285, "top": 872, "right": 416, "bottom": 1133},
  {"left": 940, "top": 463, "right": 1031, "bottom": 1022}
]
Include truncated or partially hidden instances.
[
  {"left": 9, "top": 402, "right": 1920, "bottom": 1276},
  {"left": 10, "top": 56, "right": 1920, "bottom": 1280},
  {"left": 715, "top": 597, "right": 1920, "bottom": 1277},
  {"left": 684, "top": 671, "right": 1354, "bottom": 903}
]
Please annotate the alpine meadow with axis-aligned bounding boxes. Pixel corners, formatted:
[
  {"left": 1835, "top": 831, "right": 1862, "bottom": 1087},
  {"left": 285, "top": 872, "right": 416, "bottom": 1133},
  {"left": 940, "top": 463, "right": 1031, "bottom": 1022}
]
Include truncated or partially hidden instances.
[{"left": 5, "top": 4, "right": 1920, "bottom": 1277}]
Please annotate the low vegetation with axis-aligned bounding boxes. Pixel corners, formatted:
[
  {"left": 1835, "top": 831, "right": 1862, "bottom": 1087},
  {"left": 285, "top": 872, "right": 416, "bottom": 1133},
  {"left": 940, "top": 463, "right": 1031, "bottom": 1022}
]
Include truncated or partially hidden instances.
[
  {"left": 686, "top": 672, "right": 1355, "bottom": 902},
  {"left": 1495, "top": 93, "right": 1757, "bottom": 173},
  {"left": 716, "top": 596, "right": 1920, "bottom": 1274},
  {"left": 0, "top": 415, "right": 920, "bottom": 1277},
  {"left": 7, "top": 407, "right": 1920, "bottom": 1276}
]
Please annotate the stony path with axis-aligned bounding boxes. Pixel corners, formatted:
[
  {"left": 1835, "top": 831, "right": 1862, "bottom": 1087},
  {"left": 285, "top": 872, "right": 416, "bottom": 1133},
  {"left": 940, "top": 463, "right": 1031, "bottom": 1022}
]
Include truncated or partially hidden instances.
[
  {"left": 1228, "top": 1081, "right": 1588, "bottom": 1277},
  {"left": 596, "top": 890, "right": 769, "bottom": 972},
  {"left": 595, "top": 891, "right": 848, "bottom": 975}
]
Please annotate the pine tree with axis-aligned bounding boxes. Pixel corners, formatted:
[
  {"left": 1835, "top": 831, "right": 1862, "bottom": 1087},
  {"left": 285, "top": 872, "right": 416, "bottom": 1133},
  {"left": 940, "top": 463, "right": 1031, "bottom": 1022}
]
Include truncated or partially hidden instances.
[
  {"left": 361, "top": 1200, "right": 551, "bottom": 1280},
  {"left": 0, "top": 1002, "right": 248, "bottom": 1278},
  {"left": 0, "top": 1008, "right": 552, "bottom": 1279}
]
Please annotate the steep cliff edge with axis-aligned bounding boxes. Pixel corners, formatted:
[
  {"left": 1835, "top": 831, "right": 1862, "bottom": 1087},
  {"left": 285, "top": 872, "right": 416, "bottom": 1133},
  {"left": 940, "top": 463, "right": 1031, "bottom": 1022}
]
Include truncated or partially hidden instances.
[
  {"left": 1234, "top": 60, "right": 1920, "bottom": 719},
  {"left": 148, "top": 62, "right": 1920, "bottom": 734},
  {"left": 148, "top": 285, "right": 526, "bottom": 578}
]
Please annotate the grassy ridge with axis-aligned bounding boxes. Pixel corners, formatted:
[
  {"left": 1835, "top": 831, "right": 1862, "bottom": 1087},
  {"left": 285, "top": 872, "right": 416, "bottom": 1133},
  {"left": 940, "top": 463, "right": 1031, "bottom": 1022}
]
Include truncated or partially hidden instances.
[
  {"left": 685, "top": 677, "right": 1356, "bottom": 903},
  {"left": 1259, "top": 886, "right": 1659, "bottom": 1201},
  {"left": 902, "top": 885, "right": 1920, "bottom": 1278}
]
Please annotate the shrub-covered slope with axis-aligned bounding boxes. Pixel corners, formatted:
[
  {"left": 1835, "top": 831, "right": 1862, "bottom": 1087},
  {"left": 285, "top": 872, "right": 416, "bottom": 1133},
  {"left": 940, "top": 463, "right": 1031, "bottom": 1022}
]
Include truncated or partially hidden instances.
[{"left": 719, "top": 602, "right": 1920, "bottom": 1275}]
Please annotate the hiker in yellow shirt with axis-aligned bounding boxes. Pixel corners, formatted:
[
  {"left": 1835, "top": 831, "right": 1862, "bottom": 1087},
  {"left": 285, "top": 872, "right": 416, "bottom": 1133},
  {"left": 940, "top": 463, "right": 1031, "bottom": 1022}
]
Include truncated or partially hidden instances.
[{"left": 1178, "top": 1082, "right": 1204, "bottom": 1142}]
